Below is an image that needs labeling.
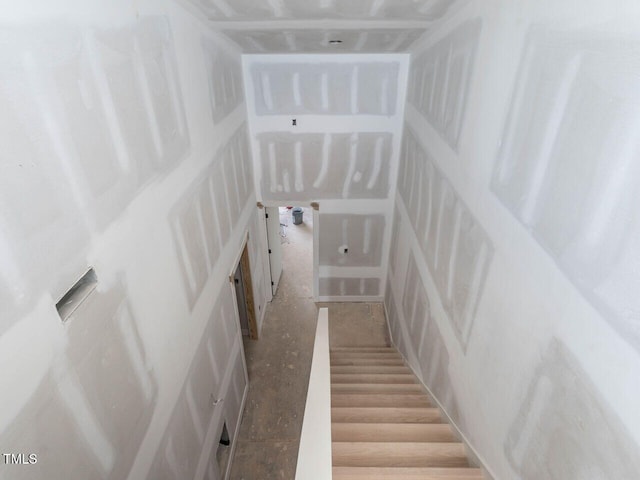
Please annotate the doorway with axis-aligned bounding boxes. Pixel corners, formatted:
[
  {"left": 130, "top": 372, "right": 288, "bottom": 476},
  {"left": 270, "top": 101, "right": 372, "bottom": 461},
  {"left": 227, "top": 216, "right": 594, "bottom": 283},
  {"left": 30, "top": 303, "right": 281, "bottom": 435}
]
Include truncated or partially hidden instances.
[
  {"left": 233, "top": 240, "right": 258, "bottom": 339},
  {"left": 264, "top": 205, "right": 315, "bottom": 300}
]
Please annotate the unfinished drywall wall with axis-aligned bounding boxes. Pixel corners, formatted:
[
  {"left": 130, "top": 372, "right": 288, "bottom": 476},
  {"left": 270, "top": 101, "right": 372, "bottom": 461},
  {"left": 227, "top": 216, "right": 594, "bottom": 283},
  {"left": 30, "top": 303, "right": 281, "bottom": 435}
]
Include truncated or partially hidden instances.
[
  {"left": 251, "top": 61, "right": 400, "bottom": 116},
  {"left": 387, "top": 1, "right": 640, "bottom": 478},
  {"left": 170, "top": 125, "right": 254, "bottom": 310},
  {"left": 146, "top": 287, "right": 247, "bottom": 480},
  {"left": 0, "top": 281, "right": 157, "bottom": 479},
  {"left": 202, "top": 37, "right": 244, "bottom": 124},
  {"left": 255, "top": 132, "right": 393, "bottom": 200},
  {"left": 397, "top": 126, "right": 493, "bottom": 349},
  {"left": 407, "top": 18, "right": 480, "bottom": 151},
  {"left": 0, "top": 2, "right": 268, "bottom": 479},
  {"left": 244, "top": 54, "right": 408, "bottom": 301},
  {"left": 492, "top": 26, "right": 640, "bottom": 352}
]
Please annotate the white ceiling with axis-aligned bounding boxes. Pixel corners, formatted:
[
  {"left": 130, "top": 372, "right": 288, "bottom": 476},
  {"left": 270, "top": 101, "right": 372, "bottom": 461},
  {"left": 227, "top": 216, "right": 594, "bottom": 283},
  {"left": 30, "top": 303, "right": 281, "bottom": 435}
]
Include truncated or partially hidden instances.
[
  {"left": 185, "top": 0, "right": 466, "bottom": 53},
  {"left": 223, "top": 29, "right": 426, "bottom": 53},
  {"left": 194, "top": 0, "right": 458, "bottom": 21}
]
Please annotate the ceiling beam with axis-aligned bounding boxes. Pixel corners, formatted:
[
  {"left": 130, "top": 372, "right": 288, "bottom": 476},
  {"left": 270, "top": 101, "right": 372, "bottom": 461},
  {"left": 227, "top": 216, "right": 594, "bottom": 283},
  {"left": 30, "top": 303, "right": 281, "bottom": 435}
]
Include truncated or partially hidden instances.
[{"left": 208, "top": 19, "right": 431, "bottom": 31}]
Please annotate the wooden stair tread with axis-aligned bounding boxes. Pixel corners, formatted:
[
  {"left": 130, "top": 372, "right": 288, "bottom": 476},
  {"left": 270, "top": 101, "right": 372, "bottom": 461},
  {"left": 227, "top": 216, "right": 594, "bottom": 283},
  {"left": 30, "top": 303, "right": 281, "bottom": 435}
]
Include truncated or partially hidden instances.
[
  {"left": 332, "top": 373, "right": 417, "bottom": 384},
  {"left": 330, "top": 345, "right": 483, "bottom": 479},
  {"left": 331, "top": 358, "right": 406, "bottom": 366},
  {"left": 332, "top": 467, "right": 484, "bottom": 479},
  {"left": 332, "top": 423, "right": 456, "bottom": 443},
  {"left": 332, "top": 365, "right": 413, "bottom": 375},
  {"left": 332, "top": 407, "right": 442, "bottom": 424},
  {"left": 331, "top": 347, "right": 395, "bottom": 352},
  {"left": 332, "top": 442, "right": 469, "bottom": 468},
  {"left": 332, "top": 383, "right": 425, "bottom": 394},
  {"left": 332, "top": 393, "right": 431, "bottom": 408},
  {"left": 331, "top": 352, "right": 403, "bottom": 360},
  {"left": 331, "top": 357, "right": 404, "bottom": 368}
]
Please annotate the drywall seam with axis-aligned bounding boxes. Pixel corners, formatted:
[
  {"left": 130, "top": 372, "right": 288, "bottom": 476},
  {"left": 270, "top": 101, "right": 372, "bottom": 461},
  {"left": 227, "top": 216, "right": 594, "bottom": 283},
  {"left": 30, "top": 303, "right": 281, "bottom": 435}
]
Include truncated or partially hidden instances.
[
  {"left": 174, "top": 0, "right": 247, "bottom": 56},
  {"left": 317, "top": 295, "right": 384, "bottom": 303},
  {"left": 407, "top": 19, "right": 482, "bottom": 152},
  {"left": 308, "top": 199, "right": 389, "bottom": 213},
  {"left": 379, "top": 53, "right": 410, "bottom": 304},
  {"left": 408, "top": 0, "right": 476, "bottom": 55},
  {"left": 318, "top": 266, "right": 384, "bottom": 277},
  {"left": 405, "top": 106, "right": 472, "bottom": 219},
  {"left": 211, "top": 19, "right": 432, "bottom": 30},
  {"left": 249, "top": 116, "right": 398, "bottom": 133},
  {"left": 242, "top": 55, "right": 263, "bottom": 204},
  {"left": 223, "top": 29, "right": 427, "bottom": 54},
  {"left": 397, "top": 125, "right": 493, "bottom": 351}
]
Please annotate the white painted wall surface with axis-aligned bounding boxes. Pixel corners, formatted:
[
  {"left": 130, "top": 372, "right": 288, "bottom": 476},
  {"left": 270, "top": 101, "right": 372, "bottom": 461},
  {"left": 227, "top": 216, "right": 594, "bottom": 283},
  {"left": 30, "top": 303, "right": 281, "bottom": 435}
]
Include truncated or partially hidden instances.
[
  {"left": 0, "top": 1, "right": 269, "bottom": 479},
  {"left": 386, "top": 1, "right": 640, "bottom": 478},
  {"left": 243, "top": 54, "right": 409, "bottom": 301}
]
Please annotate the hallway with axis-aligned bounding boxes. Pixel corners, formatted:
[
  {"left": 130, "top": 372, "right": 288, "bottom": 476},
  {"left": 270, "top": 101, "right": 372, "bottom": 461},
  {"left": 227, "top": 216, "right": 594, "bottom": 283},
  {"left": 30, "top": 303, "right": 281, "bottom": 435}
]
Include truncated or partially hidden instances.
[{"left": 230, "top": 208, "right": 389, "bottom": 478}]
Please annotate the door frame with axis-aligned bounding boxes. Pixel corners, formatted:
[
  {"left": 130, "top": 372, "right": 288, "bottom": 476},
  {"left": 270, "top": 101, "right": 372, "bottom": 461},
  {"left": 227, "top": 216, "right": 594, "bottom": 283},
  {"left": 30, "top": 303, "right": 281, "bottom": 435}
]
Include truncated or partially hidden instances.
[
  {"left": 229, "top": 232, "right": 258, "bottom": 340},
  {"left": 222, "top": 235, "right": 251, "bottom": 480},
  {"left": 312, "top": 207, "right": 319, "bottom": 302}
]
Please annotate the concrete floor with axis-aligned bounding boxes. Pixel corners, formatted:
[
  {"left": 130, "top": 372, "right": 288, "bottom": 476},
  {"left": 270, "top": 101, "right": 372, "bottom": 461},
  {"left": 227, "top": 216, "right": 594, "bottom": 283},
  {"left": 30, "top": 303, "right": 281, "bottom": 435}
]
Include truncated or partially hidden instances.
[{"left": 229, "top": 207, "right": 388, "bottom": 479}]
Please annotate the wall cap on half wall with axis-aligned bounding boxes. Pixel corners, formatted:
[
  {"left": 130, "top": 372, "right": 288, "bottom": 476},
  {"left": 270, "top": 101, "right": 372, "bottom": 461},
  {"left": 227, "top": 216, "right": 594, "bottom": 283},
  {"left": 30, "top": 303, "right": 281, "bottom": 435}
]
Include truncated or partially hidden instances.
[{"left": 295, "top": 308, "right": 331, "bottom": 480}]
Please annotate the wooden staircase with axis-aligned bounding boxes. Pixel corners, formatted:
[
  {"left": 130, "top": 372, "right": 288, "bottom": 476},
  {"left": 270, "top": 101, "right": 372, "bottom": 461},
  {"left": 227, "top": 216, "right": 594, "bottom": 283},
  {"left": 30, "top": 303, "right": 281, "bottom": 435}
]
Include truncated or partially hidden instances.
[{"left": 330, "top": 346, "right": 484, "bottom": 480}]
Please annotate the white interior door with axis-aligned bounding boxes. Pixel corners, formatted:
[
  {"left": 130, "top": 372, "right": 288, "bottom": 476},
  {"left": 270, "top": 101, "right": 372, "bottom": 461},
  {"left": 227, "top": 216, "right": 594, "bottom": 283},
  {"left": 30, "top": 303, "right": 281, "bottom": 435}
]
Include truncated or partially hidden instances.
[
  {"left": 265, "top": 207, "right": 283, "bottom": 295},
  {"left": 313, "top": 208, "right": 319, "bottom": 301}
]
